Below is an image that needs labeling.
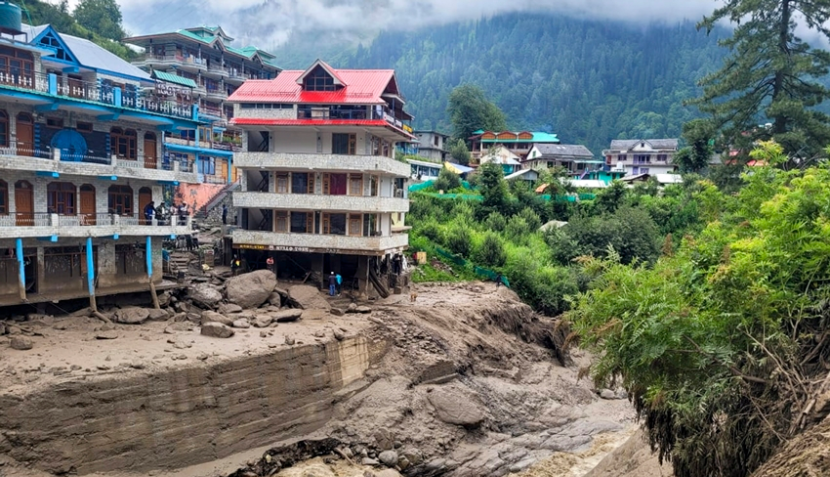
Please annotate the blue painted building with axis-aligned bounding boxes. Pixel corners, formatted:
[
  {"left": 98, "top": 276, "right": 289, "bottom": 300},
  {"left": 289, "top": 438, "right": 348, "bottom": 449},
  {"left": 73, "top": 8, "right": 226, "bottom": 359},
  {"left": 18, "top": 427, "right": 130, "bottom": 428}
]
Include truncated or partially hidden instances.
[{"left": 0, "top": 14, "right": 220, "bottom": 308}]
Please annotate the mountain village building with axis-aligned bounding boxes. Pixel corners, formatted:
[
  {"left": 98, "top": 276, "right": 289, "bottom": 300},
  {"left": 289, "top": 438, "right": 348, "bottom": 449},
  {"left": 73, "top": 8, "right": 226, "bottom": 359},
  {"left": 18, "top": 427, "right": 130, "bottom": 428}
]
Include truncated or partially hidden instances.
[
  {"left": 468, "top": 130, "right": 560, "bottom": 163},
  {"left": 602, "top": 139, "right": 679, "bottom": 176},
  {"left": 227, "top": 60, "right": 413, "bottom": 296},
  {"left": 0, "top": 16, "right": 214, "bottom": 308}
]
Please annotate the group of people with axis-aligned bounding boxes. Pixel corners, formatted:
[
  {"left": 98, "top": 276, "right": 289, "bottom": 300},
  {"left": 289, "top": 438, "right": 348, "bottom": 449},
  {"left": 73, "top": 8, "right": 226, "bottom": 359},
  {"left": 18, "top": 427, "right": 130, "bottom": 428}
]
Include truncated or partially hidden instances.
[
  {"left": 143, "top": 202, "right": 191, "bottom": 226},
  {"left": 328, "top": 272, "right": 342, "bottom": 296}
]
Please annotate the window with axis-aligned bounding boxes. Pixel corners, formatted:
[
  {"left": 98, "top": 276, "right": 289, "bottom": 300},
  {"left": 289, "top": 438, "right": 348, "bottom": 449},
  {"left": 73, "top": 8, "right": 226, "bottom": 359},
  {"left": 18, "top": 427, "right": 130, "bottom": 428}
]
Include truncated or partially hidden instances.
[
  {"left": 291, "top": 172, "right": 314, "bottom": 194},
  {"left": 197, "top": 157, "right": 215, "bottom": 175},
  {"left": 115, "top": 244, "right": 145, "bottom": 276},
  {"left": 46, "top": 117, "right": 64, "bottom": 129},
  {"left": 370, "top": 175, "right": 379, "bottom": 197},
  {"left": 363, "top": 214, "right": 377, "bottom": 236},
  {"left": 108, "top": 185, "right": 133, "bottom": 215},
  {"left": 349, "top": 173, "right": 363, "bottom": 196},
  {"left": 0, "top": 179, "right": 6, "bottom": 214},
  {"left": 0, "top": 46, "right": 34, "bottom": 85},
  {"left": 110, "top": 128, "right": 137, "bottom": 160},
  {"left": 303, "top": 65, "right": 337, "bottom": 91},
  {"left": 276, "top": 173, "right": 289, "bottom": 193},
  {"left": 323, "top": 173, "right": 347, "bottom": 195},
  {"left": 619, "top": 154, "right": 627, "bottom": 162},
  {"left": 348, "top": 214, "right": 362, "bottom": 236},
  {"left": 332, "top": 133, "right": 356, "bottom": 155},
  {"left": 0, "top": 110, "right": 7, "bottom": 146},
  {"left": 275, "top": 211, "right": 288, "bottom": 233},
  {"left": 657, "top": 154, "right": 668, "bottom": 162},
  {"left": 291, "top": 211, "right": 313, "bottom": 233},
  {"left": 76, "top": 122, "right": 93, "bottom": 132},
  {"left": 634, "top": 155, "right": 650, "bottom": 164},
  {"left": 632, "top": 167, "right": 639, "bottom": 175},
  {"left": 322, "top": 213, "right": 346, "bottom": 235},
  {"left": 47, "top": 182, "right": 76, "bottom": 215},
  {"left": 640, "top": 168, "right": 649, "bottom": 174}
]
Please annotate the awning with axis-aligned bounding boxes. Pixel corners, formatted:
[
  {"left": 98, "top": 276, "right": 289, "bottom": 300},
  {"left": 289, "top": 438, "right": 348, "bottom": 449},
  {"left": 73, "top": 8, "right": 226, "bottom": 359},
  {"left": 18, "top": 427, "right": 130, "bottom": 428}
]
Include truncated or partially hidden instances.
[
  {"left": 153, "top": 71, "right": 197, "bottom": 89},
  {"left": 164, "top": 142, "right": 233, "bottom": 158}
]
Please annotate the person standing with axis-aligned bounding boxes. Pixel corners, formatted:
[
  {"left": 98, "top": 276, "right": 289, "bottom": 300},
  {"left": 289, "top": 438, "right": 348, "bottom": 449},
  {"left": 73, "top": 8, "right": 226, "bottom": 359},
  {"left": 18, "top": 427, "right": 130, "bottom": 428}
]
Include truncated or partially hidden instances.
[
  {"left": 328, "top": 272, "right": 337, "bottom": 296},
  {"left": 266, "top": 256, "right": 275, "bottom": 276},
  {"left": 144, "top": 201, "right": 155, "bottom": 225},
  {"left": 222, "top": 204, "right": 228, "bottom": 225},
  {"left": 335, "top": 272, "right": 342, "bottom": 295}
]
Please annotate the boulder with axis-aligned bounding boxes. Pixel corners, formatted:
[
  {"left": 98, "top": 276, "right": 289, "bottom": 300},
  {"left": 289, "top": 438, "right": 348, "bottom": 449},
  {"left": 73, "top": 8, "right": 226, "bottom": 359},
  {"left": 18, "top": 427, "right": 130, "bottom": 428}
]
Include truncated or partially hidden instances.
[
  {"left": 232, "top": 319, "right": 251, "bottom": 329},
  {"left": 188, "top": 283, "right": 223, "bottom": 308},
  {"left": 95, "top": 331, "right": 119, "bottom": 340},
  {"left": 200, "top": 310, "right": 235, "bottom": 326},
  {"left": 147, "top": 309, "right": 170, "bottom": 321},
  {"left": 218, "top": 303, "right": 244, "bottom": 315},
  {"left": 599, "top": 389, "right": 616, "bottom": 400},
  {"left": 287, "top": 285, "right": 330, "bottom": 311},
  {"left": 200, "top": 322, "right": 234, "bottom": 338},
  {"left": 226, "top": 270, "right": 277, "bottom": 309},
  {"left": 427, "top": 387, "right": 486, "bottom": 428},
  {"left": 274, "top": 309, "right": 303, "bottom": 323},
  {"left": 346, "top": 303, "right": 358, "bottom": 313},
  {"left": 330, "top": 307, "right": 345, "bottom": 317},
  {"left": 113, "top": 307, "right": 150, "bottom": 324},
  {"left": 253, "top": 315, "right": 273, "bottom": 328},
  {"left": 267, "top": 291, "right": 283, "bottom": 307},
  {"left": 10, "top": 336, "right": 33, "bottom": 350},
  {"left": 379, "top": 450, "right": 399, "bottom": 467}
]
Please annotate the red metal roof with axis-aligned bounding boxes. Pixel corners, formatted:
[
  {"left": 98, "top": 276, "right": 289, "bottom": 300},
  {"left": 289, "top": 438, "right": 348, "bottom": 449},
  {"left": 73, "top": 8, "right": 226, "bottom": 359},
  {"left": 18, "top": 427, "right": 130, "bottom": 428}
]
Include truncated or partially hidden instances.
[
  {"left": 231, "top": 118, "right": 415, "bottom": 139},
  {"left": 228, "top": 68, "right": 397, "bottom": 105}
]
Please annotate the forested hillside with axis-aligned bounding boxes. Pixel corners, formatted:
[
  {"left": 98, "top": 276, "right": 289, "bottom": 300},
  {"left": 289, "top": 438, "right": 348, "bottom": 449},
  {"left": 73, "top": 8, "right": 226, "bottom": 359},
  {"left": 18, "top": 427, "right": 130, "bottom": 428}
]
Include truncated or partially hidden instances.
[{"left": 276, "top": 15, "right": 729, "bottom": 154}]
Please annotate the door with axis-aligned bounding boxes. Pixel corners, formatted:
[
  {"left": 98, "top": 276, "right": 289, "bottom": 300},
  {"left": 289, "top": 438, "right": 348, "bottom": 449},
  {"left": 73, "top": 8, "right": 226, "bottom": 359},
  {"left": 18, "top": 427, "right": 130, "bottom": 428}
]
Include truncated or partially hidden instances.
[
  {"left": 80, "top": 185, "right": 96, "bottom": 226},
  {"left": 16, "top": 113, "right": 33, "bottom": 157},
  {"left": 138, "top": 187, "right": 152, "bottom": 225},
  {"left": 14, "top": 180, "right": 33, "bottom": 226},
  {"left": 143, "top": 132, "right": 157, "bottom": 169}
]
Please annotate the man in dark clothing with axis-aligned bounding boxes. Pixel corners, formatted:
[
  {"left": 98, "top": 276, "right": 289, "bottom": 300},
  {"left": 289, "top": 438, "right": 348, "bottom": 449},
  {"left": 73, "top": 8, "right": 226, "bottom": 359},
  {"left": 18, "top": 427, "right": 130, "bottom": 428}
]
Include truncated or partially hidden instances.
[
  {"left": 222, "top": 204, "right": 228, "bottom": 225},
  {"left": 496, "top": 273, "right": 503, "bottom": 288},
  {"left": 328, "top": 272, "right": 337, "bottom": 296},
  {"left": 144, "top": 201, "right": 155, "bottom": 224}
]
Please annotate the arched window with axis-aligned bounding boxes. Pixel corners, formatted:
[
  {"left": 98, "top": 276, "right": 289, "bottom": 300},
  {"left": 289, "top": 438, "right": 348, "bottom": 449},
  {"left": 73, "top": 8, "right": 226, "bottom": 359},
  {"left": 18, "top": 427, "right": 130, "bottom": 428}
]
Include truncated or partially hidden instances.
[
  {"left": 0, "top": 179, "right": 7, "bottom": 214},
  {"left": 107, "top": 185, "right": 133, "bottom": 216},
  {"left": 47, "top": 182, "right": 76, "bottom": 215},
  {"left": 0, "top": 110, "right": 8, "bottom": 147},
  {"left": 111, "top": 127, "right": 137, "bottom": 160},
  {"left": 16, "top": 112, "right": 32, "bottom": 123}
]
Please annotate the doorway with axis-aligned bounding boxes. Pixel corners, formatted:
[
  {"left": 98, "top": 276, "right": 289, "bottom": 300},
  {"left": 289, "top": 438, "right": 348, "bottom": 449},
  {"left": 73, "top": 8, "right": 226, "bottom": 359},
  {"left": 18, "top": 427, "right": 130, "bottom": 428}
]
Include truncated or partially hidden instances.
[
  {"left": 14, "top": 180, "right": 33, "bottom": 226},
  {"left": 138, "top": 187, "right": 152, "bottom": 225},
  {"left": 16, "top": 112, "right": 33, "bottom": 157},
  {"left": 143, "top": 132, "right": 157, "bottom": 169},
  {"left": 79, "top": 184, "right": 96, "bottom": 225}
]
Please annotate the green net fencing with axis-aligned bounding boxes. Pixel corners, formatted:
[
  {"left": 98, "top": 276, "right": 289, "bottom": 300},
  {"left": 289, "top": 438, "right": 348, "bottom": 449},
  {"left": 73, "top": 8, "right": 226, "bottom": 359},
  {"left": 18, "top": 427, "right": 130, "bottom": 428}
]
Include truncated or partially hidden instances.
[{"left": 434, "top": 247, "right": 510, "bottom": 288}]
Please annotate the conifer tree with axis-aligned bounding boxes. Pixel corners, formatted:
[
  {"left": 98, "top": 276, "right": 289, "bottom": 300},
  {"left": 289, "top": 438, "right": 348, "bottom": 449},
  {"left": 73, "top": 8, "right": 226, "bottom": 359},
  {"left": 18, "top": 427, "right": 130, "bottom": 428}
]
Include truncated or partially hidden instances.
[{"left": 692, "top": 0, "right": 830, "bottom": 160}]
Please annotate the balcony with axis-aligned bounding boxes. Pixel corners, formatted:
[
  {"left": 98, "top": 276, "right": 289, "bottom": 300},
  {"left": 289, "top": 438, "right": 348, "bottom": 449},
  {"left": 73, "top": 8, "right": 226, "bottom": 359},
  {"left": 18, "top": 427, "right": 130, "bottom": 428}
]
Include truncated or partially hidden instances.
[
  {"left": 0, "top": 213, "right": 193, "bottom": 239},
  {"left": 205, "top": 88, "right": 227, "bottom": 101},
  {"left": 205, "top": 65, "right": 230, "bottom": 78},
  {"left": 0, "top": 147, "right": 199, "bottom": 183},
  {"left": 226, "top": 70, "right": 246, "bottom": 84},
  {"left": 0, "top": 72, "right": 196, "bottom": 121},
  {"left": 233, "top": 192, "right": 410, "bottom": 213},
  {"left": 233, "top": 152, "right": 411, "bottom": 177},
  {"left": 135, "top": 55, "right": 207, "bottom": 72},
  {"left": 231, "top": 229, "right": 409, "bottom": 256}
]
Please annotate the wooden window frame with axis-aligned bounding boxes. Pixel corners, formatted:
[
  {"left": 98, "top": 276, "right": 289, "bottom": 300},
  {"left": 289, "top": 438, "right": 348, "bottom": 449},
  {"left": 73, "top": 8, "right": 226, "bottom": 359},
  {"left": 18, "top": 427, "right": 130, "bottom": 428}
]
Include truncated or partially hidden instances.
[
  {"left": 274, "top": 211, "right": 289, "bottom": 233},
  {"left": 46, "top": 117, "right": 64, "bottom": 129},
  {"left": 348, "top": 213, "right": 362, "bottom": 237},
  {"left": 0, "top": 110, "right": 7, "bottom": 147},
  {"left": 348, "top": 173, "right": 363, "bottom": 197},
  {"left": 47, "top": 182, "right": 76, "bottom": 215},
  {"left": 0, "top": 179, "right": 7, "bottom": 214},
  {"left": 107, "top": 185, "right": 133, "bottom": 216},
  {"left": 276, "top": 173, "right": 290, "bottom": 194},
  {"left": 110, "top": 127, "right": 137, "bottom": 160},
  {"left": 76, "top": 121, "right": 93, "bottom": 132}
]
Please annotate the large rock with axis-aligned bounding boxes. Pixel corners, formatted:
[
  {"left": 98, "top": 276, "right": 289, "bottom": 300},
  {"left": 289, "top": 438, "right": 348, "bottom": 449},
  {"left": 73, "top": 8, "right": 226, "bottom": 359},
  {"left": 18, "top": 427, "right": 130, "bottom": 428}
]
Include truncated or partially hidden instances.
[
  {"left": 10, "top": 336, "right": 33, "bottom": 350},
  {"left": 268, "top": 291, "right": 283, "bottom": 307},
  {"left": 427, "top": 387, "right": 486, "bottom": 428},
  {"left": 226, "top": 270, "right": 277, "bottom": 309},
  {"left": 200, "top": 322, "right": 234, "bottom": 338},
  {"left": 147, "top": 309, "right": 170, "bottom": 321},
  {"left": 379, "top": 450, "right": 399, "bottom": 467},
  {"left": 188, "top": 283, "right": 223, "bottom": 308},
  {"left": 287, "top": 285, "right": 330, "bottom": 311},
  {"left": 232, "top": 319, "right": 251, "bottom": 329},
  {"left": 253, "top": 314, "right": 273, "bottom": 328},
  {"left": 200, "top": 310, "right": 235, "bottom": 326},
  {"left": 274, "top": 309, "right": 303, "bottom": 323},
  {"left": 113, "top": 307, "right": 150, "bottom": 324},
  {"left": 218, "top": 303, "right": 243, "bottom": 315}
]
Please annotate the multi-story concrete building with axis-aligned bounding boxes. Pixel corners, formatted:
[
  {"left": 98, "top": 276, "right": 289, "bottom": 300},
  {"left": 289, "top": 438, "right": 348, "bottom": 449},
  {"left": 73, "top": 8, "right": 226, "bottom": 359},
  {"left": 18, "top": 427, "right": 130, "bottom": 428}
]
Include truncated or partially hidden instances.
[
  {"left": 227, "top": 60, "right": 413, "bottom": 295},
  {"left": 414, "top": 130, "right": 449, "bottom": 162},
  {"left": 0, "top": 14, "right": 210, "bottom": 308},
  {"left": 524, "top": 144, "right": 601, "bottom": 176},
  {"left": 468, "top": 130, "right": 560, "bottom": 163},
  {"left": 125, "top": 26, "right": 282, "bottom": 190},
  {"left": 602, "top": 139, "right": 679, "bottom": 176}
]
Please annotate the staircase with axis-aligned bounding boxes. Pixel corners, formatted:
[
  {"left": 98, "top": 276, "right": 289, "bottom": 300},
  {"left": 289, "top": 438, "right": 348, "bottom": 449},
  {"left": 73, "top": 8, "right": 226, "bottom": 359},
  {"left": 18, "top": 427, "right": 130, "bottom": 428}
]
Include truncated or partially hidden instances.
[{"left": 165, "top": 251, "right": 197, "bottom": 278}]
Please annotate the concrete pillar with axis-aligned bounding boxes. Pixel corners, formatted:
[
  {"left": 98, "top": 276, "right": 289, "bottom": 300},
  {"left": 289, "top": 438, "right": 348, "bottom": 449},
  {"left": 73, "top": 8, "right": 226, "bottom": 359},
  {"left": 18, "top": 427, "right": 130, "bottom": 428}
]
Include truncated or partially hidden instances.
[
  {"left": 356, "top": 256, "right": 369, "bottom": 296},
  {"left": 311, "top": 253, "right": 324, "bottom": 290},
  {"left": 85, "top": 237, "right": 96, "bottom": 310},
  {"left": 15, "top": 238, "right": 25, "bottom": 301}
]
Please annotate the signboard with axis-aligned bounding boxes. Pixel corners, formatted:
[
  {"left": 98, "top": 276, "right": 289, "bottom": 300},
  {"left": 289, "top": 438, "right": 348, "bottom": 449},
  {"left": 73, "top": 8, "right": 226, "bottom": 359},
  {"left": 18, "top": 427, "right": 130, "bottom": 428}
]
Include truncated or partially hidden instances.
[
  {"left": 403, "top": 124, "right": 413, "bottom": 134},
  {"left": 156, "top": 82, "right": 192, "bottom": 101}
]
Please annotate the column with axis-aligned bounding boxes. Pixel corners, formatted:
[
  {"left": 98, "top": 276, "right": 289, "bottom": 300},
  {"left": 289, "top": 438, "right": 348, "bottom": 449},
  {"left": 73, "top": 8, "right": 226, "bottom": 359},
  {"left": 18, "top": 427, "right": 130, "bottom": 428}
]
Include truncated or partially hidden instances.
[
  {"left": 16, "top": 238, "right": 25, "bottom": 301},
  {"left": 86, "top": 237, "right": 96, "bottom": 309}
]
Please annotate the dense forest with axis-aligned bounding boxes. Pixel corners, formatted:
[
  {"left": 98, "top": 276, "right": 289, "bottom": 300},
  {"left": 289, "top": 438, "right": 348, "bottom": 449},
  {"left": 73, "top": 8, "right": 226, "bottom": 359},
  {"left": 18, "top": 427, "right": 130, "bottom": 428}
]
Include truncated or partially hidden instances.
[{"left": 274, "top": 15, "right": 729, "bottom": 154}]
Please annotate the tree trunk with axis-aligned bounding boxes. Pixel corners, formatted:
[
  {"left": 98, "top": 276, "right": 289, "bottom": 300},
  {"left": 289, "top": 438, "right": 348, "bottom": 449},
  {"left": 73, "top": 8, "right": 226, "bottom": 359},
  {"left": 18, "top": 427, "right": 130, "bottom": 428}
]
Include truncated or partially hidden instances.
[{"left": 773, "top": 0, "right": 792, "bottom": 135}]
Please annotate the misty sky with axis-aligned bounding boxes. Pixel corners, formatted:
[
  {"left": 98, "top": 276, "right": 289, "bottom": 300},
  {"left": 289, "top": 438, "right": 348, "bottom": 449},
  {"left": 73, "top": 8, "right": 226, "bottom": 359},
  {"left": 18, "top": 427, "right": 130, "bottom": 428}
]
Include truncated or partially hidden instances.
[{"left": 97, "top": 0, "right": 716, "bottom": 48}]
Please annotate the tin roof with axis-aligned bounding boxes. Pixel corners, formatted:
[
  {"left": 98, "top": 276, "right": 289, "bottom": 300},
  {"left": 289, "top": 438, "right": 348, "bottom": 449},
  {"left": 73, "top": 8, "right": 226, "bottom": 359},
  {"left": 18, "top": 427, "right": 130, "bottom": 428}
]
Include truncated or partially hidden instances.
[
  {"left": 228, "top": 68, "right": 398, "bottom": 105},
  {"left": 152, "top": 70, "right": 197, "bottom": 88}
]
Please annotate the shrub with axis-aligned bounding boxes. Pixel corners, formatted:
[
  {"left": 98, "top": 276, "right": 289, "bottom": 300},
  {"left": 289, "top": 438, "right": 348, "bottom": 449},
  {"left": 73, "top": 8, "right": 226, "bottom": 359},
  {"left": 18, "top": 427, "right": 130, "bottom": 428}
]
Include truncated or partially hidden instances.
[
  {"left": 518, "top": 207, "right": 542, "bottom": 232},
  {"left": 484, "top": 211, "right": 507, "bottom": 232},
  {"left": 475, "top": 232, "right": 506, "bottom": 268},
  {"left": 445, "top": 223, "right": 472, "bottom": 257}
]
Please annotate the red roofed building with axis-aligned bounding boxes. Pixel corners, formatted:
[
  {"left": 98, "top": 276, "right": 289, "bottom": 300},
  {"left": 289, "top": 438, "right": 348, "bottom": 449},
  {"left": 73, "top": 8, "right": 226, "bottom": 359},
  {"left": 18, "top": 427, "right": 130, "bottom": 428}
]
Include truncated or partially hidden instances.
[{"left": 226, "top": 60, "right": 413, "bottom": 296}]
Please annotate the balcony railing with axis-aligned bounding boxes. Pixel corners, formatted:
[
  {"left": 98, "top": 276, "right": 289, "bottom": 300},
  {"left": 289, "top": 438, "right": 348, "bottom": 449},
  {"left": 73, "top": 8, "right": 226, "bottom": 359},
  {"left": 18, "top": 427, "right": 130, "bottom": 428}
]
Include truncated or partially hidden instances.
[
  {"left": 0, "top": 72, "right": 196, "bottom": 120},
  {"left": 0, "top": 143, "right": 198, "bottom": 174},
  {"left": 0, "top": 212, "right": 193, "bottom": 229}
]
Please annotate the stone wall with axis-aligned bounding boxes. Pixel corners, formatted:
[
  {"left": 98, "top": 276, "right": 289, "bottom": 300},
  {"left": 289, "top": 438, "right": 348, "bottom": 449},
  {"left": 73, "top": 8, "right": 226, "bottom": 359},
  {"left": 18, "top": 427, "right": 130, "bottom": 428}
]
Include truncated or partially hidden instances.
[{"left": 0, "top": 337, "right": 374, "bottom": 475}]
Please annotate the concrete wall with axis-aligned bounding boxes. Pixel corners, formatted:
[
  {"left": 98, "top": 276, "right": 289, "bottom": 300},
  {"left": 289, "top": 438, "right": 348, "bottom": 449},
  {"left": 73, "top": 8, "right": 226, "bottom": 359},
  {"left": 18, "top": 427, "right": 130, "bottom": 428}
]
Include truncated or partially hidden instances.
[
  {"left": 231, "top": 229, "right": 408, "bottom": 254},
  {"left": 234, "top": 152, "right": 410, "bottom": 178},
  {"left": 233, "top": 192, "right": 409, "bottom": 214},
  {"left": 0, "top": 337, "right": 375, "bottom": 474}
]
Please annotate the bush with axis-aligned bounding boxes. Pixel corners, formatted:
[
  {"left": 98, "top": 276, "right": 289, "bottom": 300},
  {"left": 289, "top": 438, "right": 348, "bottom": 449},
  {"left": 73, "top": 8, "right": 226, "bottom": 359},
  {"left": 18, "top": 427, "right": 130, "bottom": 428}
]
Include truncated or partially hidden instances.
[
  {"left": 518, "top": 207, "right": 542, "bottom": 232},
  {"left": 484, "top": 211, "right": 507, "bottom": 231},
  {"left": 505, "top": 215, "right": 531, "bottom": 243},
  {"left": 552, "top": 207, "right": 660, "bottom": 265},
  {"left": 445, "top": 223, "right": 472, "bottom": 257},
  {"left": 475, "top": 232, "right": 507, "bottom": 268},
  {"left": 433, "top": 166, "right": 461, "bottom": 192}
]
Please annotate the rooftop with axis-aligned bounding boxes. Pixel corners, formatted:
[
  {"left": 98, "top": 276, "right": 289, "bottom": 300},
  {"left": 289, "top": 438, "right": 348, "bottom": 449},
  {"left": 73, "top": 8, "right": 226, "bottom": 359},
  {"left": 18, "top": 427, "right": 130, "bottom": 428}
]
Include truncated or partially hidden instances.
[
  {"left": 608, "top": 139, "right": 679, "bottom": 151},
  {"left": 533, "top": 144, "right": 594, "bottom": 158},
  {"left": 472, "top": 130, "right": 561, "bottom": 144}
]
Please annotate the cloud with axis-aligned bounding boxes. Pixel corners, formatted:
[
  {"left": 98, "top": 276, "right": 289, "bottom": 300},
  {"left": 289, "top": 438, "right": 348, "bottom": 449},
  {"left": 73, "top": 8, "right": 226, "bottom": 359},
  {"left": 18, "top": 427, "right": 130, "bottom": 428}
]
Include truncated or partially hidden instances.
[{"left": 114, "top": 0, "right": 716, "bottom": 47}]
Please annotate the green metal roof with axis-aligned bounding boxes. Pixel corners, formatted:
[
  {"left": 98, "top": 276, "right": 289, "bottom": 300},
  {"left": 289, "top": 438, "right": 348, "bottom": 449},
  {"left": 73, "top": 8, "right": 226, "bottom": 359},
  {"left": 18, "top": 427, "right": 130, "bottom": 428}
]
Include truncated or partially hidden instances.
[
  {"left": 153, "top": 70, "right": 197, "bottom": 88},
  {"left": 173, "top": 29, "right": 280, "bottom": 68}
]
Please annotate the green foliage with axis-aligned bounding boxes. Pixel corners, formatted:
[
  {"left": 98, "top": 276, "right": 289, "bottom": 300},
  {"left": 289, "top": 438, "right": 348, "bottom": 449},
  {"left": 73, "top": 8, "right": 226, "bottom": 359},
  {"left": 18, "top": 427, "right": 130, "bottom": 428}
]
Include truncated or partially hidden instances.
[
  {"left": 449, "top": 139, "right": 472, "bottom": 165},
  {"left": 484, "top": 211, "right": 507, "bottom": 231},
  {"left": 593, "top": 180, "right": 628, "bottom": 214},
  {"left": 73, "top": 0, "right": 125, "bottom": 40},
  {"left": 692, "top": 0, "right": 830, "bottom": 160},
  {"left": 477, "top": 162, "right": 510, "bottom": 216},
  {"left": 474, "top": 232, "right": 507, "bottom": 268},
  {"left": 569, "top": 157, "right": 830, "bottom": 477},
  {"left": 675, "top": 119, "right": 715, "bottom": 172},
  {"left": 444, "top": 223, "right": 472, "bottom": 257},
  {"left": 433, "top": 166, "right": 462, "bottom": 192},
  {"left": 447, "top": 84, "right": 508, "bottom": 141}
]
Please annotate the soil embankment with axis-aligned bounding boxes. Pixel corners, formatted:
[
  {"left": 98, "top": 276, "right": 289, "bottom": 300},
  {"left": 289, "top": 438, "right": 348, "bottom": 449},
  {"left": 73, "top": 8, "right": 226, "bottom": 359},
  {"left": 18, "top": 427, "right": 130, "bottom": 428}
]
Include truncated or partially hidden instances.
[{"left": 0, "top": 282, "right": 633, "bottom": 477}]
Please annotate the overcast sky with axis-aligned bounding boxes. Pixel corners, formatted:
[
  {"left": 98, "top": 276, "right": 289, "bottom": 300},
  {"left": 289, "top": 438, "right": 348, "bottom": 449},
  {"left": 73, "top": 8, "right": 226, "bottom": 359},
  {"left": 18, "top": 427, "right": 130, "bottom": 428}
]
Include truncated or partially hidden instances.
[{"left": 86, "top": 0, "right": 717, "bottom": 47}]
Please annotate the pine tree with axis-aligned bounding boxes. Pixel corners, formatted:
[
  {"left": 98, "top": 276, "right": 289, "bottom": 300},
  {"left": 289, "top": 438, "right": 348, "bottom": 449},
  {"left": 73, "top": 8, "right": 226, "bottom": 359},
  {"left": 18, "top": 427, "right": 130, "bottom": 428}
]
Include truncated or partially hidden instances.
[
  {"left": 447, "top": 84, "right": 507, "bottom": 142},
  {"left": 692, "top": 0, "right": 830, "bottom": 160}
]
